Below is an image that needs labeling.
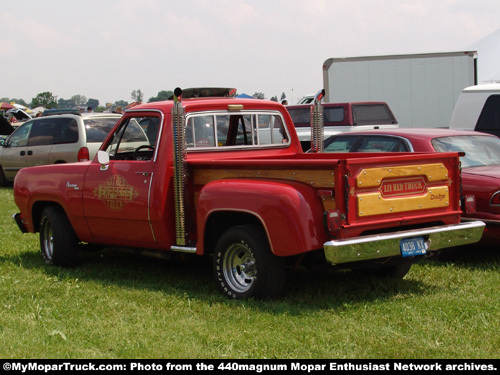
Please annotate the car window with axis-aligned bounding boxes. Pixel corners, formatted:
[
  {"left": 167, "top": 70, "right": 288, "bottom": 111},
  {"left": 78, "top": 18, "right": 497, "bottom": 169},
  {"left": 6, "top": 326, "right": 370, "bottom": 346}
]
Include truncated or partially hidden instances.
[
  {"left": 357, "top": 136, "right": 410, "bottom": 152},
  {"left": 432, "top": 135, "right": 500, "bottom": 168},
  {"left": 28, "top": 120, "right": 55, "bottom": 146},
  {"left": 186, "top": 112, "right": 289, "bottom": 149},
  {"left": 84, "top": 118, "right": 120, "bottom": 142},
  {"left": 6, "top": 121, "right": 34, "bottom": 147},
  {"left": 287, "top": 108, "right": 310, "bottom": 127},
  {"left": 106, "top": 116, "right": 158, "bottom": 160},
  {"left": 475, "top": 95, "right": 500, "bottom": 132},
  {"left": 53, "top": 118, "right": 79, "bottom": 144},
  {"left": 323, "top": 107, "right": 345, "bottom": 123},
  {"left": 352, "top": 104, "right": 396, "bottom": 125},
  {"left": 324, "top": 136, "right": 360, "bottom": 152}
]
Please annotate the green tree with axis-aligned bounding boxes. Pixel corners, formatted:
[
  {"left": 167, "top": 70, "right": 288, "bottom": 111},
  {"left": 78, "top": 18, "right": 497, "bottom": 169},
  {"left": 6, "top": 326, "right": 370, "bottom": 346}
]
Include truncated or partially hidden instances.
[
  {"left": 148, "top": 90, "right": 173, "bottom": 102},
  {"left": 86, "top": 98, "right": 99, "bottom": 110},
  {"left": 114, "top": 100, "right": 128, "bottom": 108},
  {"left": 32, "top": 92, "right": 57, "bottom": 109},
  {"left": 71, "top": 94, "right": 87, "bottom": 107},
  {"left": 280, "top": 92, "right": 287, "bottom": 101},
  {"left": 58, "top": 98, "right": 74, "bottom": 108},
  {"left": 270, "top": 96, "right": 278, "bottom": 102},
  {"left": 253, "top": 92, "right": 265, "bottom": 99},
  {"left": 131, "top": 89, "right": 144, "bottom": 102}
]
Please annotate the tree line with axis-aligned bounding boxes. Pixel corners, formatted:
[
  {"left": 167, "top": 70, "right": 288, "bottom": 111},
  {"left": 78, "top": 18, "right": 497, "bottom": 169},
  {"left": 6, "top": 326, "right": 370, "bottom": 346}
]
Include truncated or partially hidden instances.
[{"left": 2, "top": 90, "right": 288, "bottom": 112}]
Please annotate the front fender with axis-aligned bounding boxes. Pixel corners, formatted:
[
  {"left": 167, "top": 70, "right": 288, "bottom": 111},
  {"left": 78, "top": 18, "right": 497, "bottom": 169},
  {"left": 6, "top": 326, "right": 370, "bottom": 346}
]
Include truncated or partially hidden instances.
[{"left": 196, "top": 179, "right": 328, "bottom": 257}]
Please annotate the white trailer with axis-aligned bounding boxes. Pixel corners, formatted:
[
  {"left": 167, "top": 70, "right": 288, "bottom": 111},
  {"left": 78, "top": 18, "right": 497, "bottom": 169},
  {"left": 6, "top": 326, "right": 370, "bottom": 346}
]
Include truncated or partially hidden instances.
[{"left": 322, "top": 51, "right": 477, "bottom": 128}]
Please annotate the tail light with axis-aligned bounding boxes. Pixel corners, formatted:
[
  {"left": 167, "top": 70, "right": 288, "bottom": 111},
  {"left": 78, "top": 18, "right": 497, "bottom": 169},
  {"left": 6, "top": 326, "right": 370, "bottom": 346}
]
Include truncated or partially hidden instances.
[
  {"left": 78, "top": 147, "right": 90, "bottom": 162},
  {"left": 325, "top": 209, "right": 342, "bottom": 235},
  {"left": 490, "top": 191, "right": 500, "bottom": 214},
  {"left": 490, "top": 191, "right": 500, "bottom": 205},
  {"left": 463, "top": 195, "right": 476, "bottom": 214}
]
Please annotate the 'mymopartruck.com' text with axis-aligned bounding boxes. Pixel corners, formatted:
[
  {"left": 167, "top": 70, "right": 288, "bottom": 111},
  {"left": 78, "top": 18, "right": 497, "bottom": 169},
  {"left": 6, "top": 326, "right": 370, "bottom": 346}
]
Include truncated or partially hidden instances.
[{"left": 3, "top": 361, "right": 498, "bottom": 373}]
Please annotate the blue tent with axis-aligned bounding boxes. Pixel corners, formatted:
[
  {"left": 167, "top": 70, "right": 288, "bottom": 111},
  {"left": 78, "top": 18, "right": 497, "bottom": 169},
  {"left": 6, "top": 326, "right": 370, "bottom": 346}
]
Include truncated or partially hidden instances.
[{"left": 236, "top": 93, "right": 253, "bottom": 98}]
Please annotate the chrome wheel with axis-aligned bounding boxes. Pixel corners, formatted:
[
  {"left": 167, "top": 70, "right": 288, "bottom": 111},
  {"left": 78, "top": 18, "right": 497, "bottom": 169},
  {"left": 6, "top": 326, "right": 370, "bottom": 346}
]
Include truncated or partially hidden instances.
[
  {"left": 41, "top": 216, "right": 54, "bottom": 261},
  {"left": 214, "top": 225, "right": 286, "bottom": 299},
  {"left": 222, "top": 243, "right": 257, "bottom": 294}
]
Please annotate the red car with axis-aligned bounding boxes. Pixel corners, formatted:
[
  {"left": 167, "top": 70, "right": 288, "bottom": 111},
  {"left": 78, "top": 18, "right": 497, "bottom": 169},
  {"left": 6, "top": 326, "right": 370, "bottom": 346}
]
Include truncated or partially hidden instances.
[{"left": 321, "top": 128, "right": 500, "bottom": 245}]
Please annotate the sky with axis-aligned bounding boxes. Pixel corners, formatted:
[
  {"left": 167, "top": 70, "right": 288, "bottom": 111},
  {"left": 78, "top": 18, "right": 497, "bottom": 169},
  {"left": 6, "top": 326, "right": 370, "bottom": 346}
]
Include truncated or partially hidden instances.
[{"left": 1, "top": 0, "right": 500, "bottom": 106}]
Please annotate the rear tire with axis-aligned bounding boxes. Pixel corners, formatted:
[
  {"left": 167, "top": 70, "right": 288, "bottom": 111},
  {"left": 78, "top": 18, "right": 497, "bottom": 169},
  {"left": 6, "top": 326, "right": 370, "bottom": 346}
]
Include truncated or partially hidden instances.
[
  {"left": 213, "top": 224, "right": 286, "bottom": 300},
  {"left": 40, "top": 206, "right": 79, "bottom": 267}
]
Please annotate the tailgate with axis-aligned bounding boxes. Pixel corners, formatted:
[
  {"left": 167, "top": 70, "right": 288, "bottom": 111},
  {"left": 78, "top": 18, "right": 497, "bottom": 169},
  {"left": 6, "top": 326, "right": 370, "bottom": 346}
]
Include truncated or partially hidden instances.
[{"left": 338, "top": 152, "right": 462, "bottom": 237}]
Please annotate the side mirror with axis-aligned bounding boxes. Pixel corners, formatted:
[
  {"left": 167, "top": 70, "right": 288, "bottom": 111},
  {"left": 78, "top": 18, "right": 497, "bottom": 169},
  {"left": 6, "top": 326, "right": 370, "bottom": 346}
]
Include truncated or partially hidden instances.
[{"left": 97, "top": 150, "right": 110, "bottom": 168}]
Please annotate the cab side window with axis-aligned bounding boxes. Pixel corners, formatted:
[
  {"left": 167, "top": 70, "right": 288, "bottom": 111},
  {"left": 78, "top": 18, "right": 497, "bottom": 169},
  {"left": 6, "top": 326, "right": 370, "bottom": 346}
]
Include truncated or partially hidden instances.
[{"left": 106, "top": 116, "right": 160, "bottom": 160}]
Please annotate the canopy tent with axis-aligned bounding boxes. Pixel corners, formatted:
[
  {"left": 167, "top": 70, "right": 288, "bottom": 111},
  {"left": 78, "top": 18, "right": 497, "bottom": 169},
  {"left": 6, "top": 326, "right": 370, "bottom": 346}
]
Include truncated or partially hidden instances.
[
  {"left": 1, "top": 102, "right": 14, "bottom": 110},
  {"left": 236, "top": 93, "right": 253, "bottom": 98}
]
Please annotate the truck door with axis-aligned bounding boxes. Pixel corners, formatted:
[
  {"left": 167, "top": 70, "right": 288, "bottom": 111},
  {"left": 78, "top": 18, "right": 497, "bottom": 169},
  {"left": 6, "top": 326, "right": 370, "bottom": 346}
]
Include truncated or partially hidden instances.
[{"left": 82, "top": 114, "right": 161, "bottom": 245}]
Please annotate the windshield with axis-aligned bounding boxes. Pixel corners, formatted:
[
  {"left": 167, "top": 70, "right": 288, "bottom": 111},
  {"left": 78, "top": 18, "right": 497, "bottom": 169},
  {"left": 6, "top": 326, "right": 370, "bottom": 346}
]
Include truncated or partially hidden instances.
[{"left": 432, "top": 135, "right": 500, "bottom": 168}]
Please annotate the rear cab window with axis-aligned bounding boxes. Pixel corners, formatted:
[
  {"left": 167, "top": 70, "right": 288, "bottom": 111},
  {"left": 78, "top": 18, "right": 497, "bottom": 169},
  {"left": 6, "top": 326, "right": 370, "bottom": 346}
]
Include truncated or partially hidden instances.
[
  {"left": 186, "top": 111, "right": 289, "bottom": 150},
  {"left": 352, "top": 104, "right": 398, "bottom": 125}
]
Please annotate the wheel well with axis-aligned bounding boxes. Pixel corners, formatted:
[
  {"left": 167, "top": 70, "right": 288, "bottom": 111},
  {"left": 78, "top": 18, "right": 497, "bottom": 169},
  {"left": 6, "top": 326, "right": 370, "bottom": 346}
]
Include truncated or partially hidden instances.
[
  {"left": 31, "top": 201, "right": 61, "bottom": 232},
  {"left": 203, "top": 211, "right": 263, "bottom": 255}
]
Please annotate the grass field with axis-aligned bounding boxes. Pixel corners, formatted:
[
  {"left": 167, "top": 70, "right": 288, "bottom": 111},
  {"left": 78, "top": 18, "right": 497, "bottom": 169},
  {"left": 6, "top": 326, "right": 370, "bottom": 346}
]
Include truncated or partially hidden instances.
[{"left": 1, "top": 187, "right": 499, "bottom": 359}]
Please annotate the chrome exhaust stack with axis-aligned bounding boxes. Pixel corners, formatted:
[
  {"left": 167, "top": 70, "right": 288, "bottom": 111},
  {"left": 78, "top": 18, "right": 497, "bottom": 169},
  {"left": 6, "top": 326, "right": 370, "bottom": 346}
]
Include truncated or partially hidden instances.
[
  {"left": 310, "top": 89, "right": 325, "bottom": 153},
  {"left": 172, "top": 87, "right": 187, "bottom": 246}
]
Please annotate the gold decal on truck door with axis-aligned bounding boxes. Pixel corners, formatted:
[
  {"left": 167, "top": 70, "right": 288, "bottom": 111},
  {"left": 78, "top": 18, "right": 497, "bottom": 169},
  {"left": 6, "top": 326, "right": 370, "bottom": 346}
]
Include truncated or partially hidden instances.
[{"left": 93, "top": 175, "right": 139, "bottom": 211}]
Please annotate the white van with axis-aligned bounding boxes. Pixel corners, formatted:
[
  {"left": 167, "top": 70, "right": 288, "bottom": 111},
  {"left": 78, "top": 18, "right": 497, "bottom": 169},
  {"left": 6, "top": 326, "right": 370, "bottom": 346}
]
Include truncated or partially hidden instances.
[{"left": 450, "top": 83, "right": 500, "bottom": 136}]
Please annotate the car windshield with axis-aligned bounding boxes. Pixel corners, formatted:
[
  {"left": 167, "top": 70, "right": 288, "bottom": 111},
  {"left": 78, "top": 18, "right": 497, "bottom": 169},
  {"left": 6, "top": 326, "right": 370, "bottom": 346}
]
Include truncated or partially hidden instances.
[
  {"left": 431, "top": 135, "right": 500, "bottom": 168},
  {"left": 84, "top": 118, "right": 119, "bottom": 142}
]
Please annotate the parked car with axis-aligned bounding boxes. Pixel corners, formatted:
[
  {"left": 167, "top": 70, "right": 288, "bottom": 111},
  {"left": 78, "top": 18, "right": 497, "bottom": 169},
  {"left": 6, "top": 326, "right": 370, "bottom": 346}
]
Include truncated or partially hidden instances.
[
  {"left": 0, "top": 112, "right": 122, "bottom": 185},
  {"left": 318, "top": 128, "right": 500, "bottom": 245}
]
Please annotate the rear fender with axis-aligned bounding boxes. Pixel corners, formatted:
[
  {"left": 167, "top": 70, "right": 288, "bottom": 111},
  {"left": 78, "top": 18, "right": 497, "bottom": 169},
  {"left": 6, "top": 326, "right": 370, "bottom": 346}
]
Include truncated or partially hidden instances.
[{"left": 196, "top": 179, "right": 328, "bottom": 256}]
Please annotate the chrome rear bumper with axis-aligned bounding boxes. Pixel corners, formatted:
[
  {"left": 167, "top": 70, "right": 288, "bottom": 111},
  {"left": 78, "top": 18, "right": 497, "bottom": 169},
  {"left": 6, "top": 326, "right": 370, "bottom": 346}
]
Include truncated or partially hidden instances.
[{"left": 324, "top": 221, "right": 485, "bottom": 265}]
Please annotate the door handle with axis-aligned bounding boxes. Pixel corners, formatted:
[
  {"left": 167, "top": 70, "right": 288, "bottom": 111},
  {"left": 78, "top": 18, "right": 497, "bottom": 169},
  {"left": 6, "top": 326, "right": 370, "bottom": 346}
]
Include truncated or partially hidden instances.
[
  {"left": 27, "top": 150, "right": 33, "bottom": 156},
  {"left": 135, "top": 171, "right": 150, "bottom": 177},
  {"left": 20, "top": 151, "right": 25, "bottom": 156}
]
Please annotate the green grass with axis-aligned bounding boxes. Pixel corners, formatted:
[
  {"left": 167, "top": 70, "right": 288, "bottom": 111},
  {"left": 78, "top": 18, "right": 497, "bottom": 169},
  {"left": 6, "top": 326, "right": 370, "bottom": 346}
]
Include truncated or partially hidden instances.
[{"left": 1, "top": 187, "right": 499, "bottom": 359}]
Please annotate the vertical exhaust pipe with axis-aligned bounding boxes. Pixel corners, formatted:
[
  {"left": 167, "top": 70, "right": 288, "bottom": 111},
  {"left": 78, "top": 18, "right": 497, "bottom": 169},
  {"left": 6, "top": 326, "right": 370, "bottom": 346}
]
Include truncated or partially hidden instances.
[
  {"left": 310, "top": 89, "right": 325, "bottom": 153},
  {"left": 172, "top": 87, "right": 187, "bottom": 246}
]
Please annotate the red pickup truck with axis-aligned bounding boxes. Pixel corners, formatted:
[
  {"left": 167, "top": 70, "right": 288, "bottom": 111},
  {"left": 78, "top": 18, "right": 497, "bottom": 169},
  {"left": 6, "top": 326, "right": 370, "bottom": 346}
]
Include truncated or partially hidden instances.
[{"left": 13, "top": 88, "right": 484, "bottom": 299}]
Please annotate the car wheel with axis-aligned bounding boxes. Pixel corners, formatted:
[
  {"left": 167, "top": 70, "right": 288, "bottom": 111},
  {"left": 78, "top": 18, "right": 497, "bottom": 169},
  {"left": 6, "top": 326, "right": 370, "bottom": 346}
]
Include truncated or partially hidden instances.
[
  {"left": 214, "top": 224, "right": 286, "bottom": 300},
  {"left": 40, "top": 206, "right": 79, "bottom": 267}
]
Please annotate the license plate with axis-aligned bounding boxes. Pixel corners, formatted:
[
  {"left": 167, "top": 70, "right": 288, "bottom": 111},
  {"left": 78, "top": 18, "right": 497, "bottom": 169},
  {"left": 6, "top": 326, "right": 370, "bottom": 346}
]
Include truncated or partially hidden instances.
[{"left": 400, "top": 236, "right": 427, "bottom": 257}]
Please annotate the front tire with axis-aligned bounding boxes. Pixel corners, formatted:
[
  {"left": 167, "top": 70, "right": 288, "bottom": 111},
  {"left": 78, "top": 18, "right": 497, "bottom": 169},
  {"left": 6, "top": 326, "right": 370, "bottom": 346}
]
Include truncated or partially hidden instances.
[
  {"left": 40, "top": 206, "right": 79, "bottom": 267},
  {"left": 213, "top": 224, "right": 286, "bottom": 300}
]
